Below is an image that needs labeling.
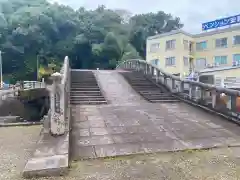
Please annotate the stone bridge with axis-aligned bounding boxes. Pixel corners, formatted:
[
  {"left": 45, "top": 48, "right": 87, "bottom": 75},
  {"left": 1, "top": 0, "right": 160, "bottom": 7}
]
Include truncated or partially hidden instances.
[
  {"left": 5, "top": 57, "right": 240, "bottom": 178},
  {"left": 0, "top": 82, "right": 49, "bottom": 122}
]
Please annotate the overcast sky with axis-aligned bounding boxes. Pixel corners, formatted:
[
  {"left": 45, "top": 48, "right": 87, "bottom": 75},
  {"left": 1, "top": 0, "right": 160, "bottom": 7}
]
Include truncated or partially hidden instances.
[{"left": 49, "top": 0, "right": 240, "bottom": 33}]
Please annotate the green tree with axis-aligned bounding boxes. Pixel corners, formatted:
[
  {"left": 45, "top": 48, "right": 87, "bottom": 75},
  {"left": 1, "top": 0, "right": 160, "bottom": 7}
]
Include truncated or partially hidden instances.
[{"left": 0, "top": 0, "right": 183, "bottom": 82}]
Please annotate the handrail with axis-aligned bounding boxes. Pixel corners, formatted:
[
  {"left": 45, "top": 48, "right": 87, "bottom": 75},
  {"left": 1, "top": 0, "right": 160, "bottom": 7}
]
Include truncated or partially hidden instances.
[{"left": 116, "top": 59, "right": 240, "bottom": 96}]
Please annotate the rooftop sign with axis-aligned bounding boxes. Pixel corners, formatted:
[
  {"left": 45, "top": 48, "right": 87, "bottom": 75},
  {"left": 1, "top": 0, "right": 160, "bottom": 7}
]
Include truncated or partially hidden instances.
[{"left": 202, "top": 14, "right": 240, "bottom": 31}]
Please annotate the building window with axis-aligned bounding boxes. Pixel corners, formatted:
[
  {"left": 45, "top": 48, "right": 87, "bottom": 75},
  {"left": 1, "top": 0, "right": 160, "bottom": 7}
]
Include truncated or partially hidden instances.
[
  {"left": 233, "top": 54, "right": 240, "bottom": 65},
  {"left": 233, "top": 35, "right": 240, "bottom": 45},
  {"left": 183, "top": 57, "right": 189, "bottom": 66},
  {"left": 165, "top": 57, "right": 175, "bottom": 66},
  {"left": 151, "top": 59, "right": 159, "bottom": 66},
  {"left": 195, "top": 58, "right": 206, "bottom": 69},
  {"left": 150, "top": 43, "right": 160, "bottom": 52},
  {"left": 196, "top": 41, "right": 207, "bottom": 51},
  {"left": 214, "top": 56, "right": 227, "bottom": 65},
  {"left": 189, "top": 42, "right": 193, "bottom": 52},
  {"left": 166, "top": 40, "right": 176, "bottom": 50},
  {"left": 183, "top": 40, "right": 189, "bottom": 50},
  {"left": 215, "top": 37, "right": 227, "bottom": 48}
]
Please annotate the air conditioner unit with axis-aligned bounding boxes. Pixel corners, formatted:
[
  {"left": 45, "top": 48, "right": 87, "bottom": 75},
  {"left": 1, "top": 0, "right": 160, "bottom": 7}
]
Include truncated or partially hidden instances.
[{"left": 207, "top": 64, "right": 213, "bottom": 68}]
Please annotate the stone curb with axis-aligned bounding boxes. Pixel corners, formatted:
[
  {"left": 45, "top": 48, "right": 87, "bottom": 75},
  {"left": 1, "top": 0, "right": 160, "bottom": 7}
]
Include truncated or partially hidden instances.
[
  {"left": 0, "top": 122, "right": 42, "bottom": 127},
  {"left": 22, "top": 131, "right": 70, "bottom": 178}
]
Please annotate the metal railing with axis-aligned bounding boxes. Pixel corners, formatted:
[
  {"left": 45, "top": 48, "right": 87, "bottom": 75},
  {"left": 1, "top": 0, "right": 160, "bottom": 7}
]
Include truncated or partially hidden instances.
[
  {"left": 116, "top": 59, "right": 240, "bottom": 122},
  {"left": 49, "top": 56, "right": 71, "bottom": 136}
]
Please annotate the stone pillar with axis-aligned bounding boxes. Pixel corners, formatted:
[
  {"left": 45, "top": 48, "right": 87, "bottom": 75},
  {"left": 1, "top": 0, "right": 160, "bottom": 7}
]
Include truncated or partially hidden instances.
[
  {"left": 230, "top": 95, "right": 237, "bottom": 112},
  {"left": 43, "top": 112, "right": 50, "bottom": 134},
  {"left": 179, "top": 81, "right": 184, "bottom": 93},
  {"left": 151, "top": 66, "right": 155, "bottom": 76},
  {"left": 50, "top": 72, "right": 65, "bottom": 136},
  {"left": 164, "top": 76, "right": 167, "bottom": 86},
  {"left": 189, "top": 84, "right": 192, "bottom": 99},
  {"left": 156, "top": 70, "right": 160, "bottom": 83},
  {"left": 171, "top": 79, "right": 175, "bottom": 92},
  {"left": 211, "top": 90, "right": 217, "bottom": 109}
]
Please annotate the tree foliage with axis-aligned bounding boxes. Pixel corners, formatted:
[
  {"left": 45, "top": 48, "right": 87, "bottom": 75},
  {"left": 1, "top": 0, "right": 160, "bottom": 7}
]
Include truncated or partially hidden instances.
[{"left": 0, "top": 0, "right": 183, "bottom": 83}]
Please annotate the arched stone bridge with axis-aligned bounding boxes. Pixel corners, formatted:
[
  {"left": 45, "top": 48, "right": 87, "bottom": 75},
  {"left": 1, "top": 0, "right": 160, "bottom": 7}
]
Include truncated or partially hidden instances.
[
  {"left": 22, "top": 57, "right": 240, "bottom": 178},
  {"left": 0, "top": 82, "right": 49, "bottom": 122}
]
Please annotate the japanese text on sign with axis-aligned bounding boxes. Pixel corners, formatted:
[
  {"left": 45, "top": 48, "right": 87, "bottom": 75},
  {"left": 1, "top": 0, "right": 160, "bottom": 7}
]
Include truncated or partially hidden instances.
[{"left": 202, "top": 14, "right": 240, "bottom": 31}]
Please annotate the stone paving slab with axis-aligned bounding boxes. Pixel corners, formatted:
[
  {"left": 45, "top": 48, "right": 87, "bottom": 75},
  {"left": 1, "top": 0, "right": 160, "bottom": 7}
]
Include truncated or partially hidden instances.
[
  {"left": 71, "top": 103, "right": 240, "bottom": 160},
  {"left": 70, "top": 71, "right": 240, "bottom": 160}
]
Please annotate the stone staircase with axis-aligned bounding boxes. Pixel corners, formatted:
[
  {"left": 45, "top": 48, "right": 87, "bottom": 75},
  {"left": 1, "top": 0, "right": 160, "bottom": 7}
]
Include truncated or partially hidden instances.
[
  {"left": 70, "top": 70, "right": 107, "bottom": 105},
  {"left": 120, "top": 71, "right": 179, "bottom": 103}
]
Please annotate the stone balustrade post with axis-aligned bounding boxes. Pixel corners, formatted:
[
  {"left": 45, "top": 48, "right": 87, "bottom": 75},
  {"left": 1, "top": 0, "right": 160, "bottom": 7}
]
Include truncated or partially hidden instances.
[
  {"left": 194, "top": 86, "right": 201, "bottom": 101},
  {"left": 189, "top": 84, "right": 192, "bottom": 99},
  {"left": 171, "top": 79, "right": 175, "bottom": 92},
  {"left": 151, "top": 66, "right": 155, "bottom": 76},
  {"left": 200, "top": 88, "right": 205, "bottom": 102},
  {"left": 230, "top": 95, "right": 237, "bottom": 112},
  {"left": 136, "top": 61, "right": 140, "bottom": 71},
  {"left": 163, "top": 76, "right": 167, "bottom": 86},
  {"left": 156, "top": 70, "right": 160, "bottom": 83},
  {"left": 146, "top": 64, "right": 150, "bottom": 74},
  {"left": 143, "top": 63, "right": 146, "bottom": 74},
  {"left": 50, "top": 72, "right": 65, "bottom": 136},
  {"left": 179, "top": 81, "right": 184, "bottom": 93},
  {"left": 211, "top": 90, "right": 217, "bottom": 109}
]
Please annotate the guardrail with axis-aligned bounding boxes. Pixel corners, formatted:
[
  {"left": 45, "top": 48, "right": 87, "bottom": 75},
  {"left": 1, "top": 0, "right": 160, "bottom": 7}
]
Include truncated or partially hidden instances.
[{"left": 116, "top": 59, "right": 240, "bottom": 122}]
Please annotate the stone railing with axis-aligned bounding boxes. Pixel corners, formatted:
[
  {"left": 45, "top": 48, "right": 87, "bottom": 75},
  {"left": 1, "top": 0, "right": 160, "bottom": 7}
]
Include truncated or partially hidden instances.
[
  {"left": 49, "top": 56, "right": 71, "bottom": 136},
  {"left": 0, "top": 81, "right": 46, "bottom": 101},
  {"left": 117, "top": 59, "right": 240, "bottom": 122}
]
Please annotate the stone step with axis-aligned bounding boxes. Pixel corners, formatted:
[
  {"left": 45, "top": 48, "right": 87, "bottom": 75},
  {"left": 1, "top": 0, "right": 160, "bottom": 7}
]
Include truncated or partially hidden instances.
[
  {"left": 70, "top": 96, "right": 105, "bottom": 99},
  {"left": 144, "top": 97, "right": 177, "bottom": 101},
  {"left": 71, "top": 79, "right": 97, "bottom": 81},
  {"left": 70, "top": 90, "right": 101, "bottom": 93},
  {"left": 70, "top": 100, "right": 107, "bottom": 105},
  {"left": 71, "top": 82, "right": 98, "bottom": 84},
  {"left": 70, "top": 94, "right": 104, "bottom": 97},
  {"left": 71, "top": 82, "right": 97, "bottom": 84},
  {"left": 149, "top": 99, "right": 180, "bottom": 103},
  {"left": 70, "top": 97, "right": 105, "bottom": 100},
  {"left": 71, "top": 83, "right": 99, "bottom": 86},
  {"left": 140, "top": 93, "right": 173, "bottom": 96},
  {"left": 71, "top": 87, "right": 100, "bottom": 90},
  {"left": 71, "top": 86, "right": 99, "bottom": 89},
  {"left": 70, "top": 71, "right": 107, "bottom": 104},
  {"left": 120, "top": 71, "right": 179, "bottom": 103},
  {"left": 142, "top": 94, "right": 175, "bottom": 98}
]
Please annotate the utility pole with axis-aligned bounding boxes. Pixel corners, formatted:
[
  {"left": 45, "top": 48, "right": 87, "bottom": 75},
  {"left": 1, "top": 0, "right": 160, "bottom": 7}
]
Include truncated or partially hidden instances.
[
  {"left": 37, "top": 55, "right": 39, "bottom": 81},
  {"left": 0, "top": 51, "right": 2, "bottom": 88}
]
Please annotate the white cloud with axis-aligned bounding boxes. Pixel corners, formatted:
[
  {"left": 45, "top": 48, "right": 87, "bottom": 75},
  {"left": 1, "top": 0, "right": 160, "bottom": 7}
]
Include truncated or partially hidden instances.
[{"left": 49, "top": 0, "right": 240, "bottom": 33}]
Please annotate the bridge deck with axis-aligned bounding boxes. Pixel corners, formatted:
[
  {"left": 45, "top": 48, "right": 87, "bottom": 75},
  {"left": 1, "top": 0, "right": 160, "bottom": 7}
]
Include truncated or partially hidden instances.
[{"left": 71, "top": 70, "right": 240, "bottom": 159}]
